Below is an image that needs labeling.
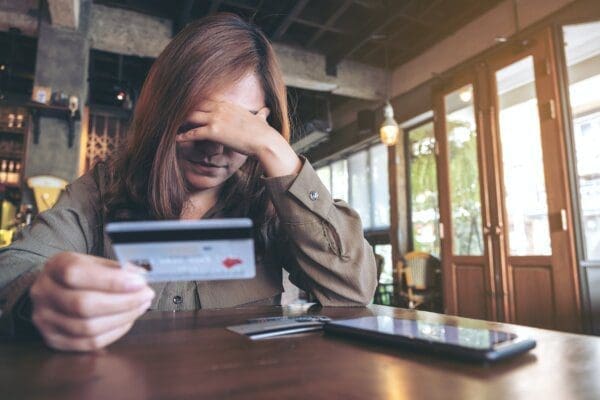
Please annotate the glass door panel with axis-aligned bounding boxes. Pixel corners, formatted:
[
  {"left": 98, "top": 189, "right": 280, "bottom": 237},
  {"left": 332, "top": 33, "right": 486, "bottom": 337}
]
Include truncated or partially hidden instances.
[
  {"left": 331, "top": 159, "right": 349, "bottom": 202},
  {"left": 408, "top": 121, "right": 440, "bottom": 257},
  {"left": 495, "top": 56, "right": 552, "bottom": 255},
  {"left": 316, "top": 166, "right": 332, "bottom": 194},
  {"left": 369, "top": 144, "right": 390, "bottom": 229},
  {"left": 445, "top": 85, "right": 484, "bottom": 256},
  {"left": 348, "top": 150, "right": 371, "bottom": 228},
  {"left": 564, "top": 21, "right": 600, "bottom": 261}
]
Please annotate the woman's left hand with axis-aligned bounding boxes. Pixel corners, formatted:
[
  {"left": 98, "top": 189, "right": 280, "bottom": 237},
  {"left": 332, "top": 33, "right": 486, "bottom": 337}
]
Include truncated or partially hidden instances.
[{"left": 176, "top": 100, "right": 301, "bottom": 177}]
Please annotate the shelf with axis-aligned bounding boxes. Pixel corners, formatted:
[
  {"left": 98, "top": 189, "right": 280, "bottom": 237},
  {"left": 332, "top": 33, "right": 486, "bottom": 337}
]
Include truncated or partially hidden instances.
[
  {"left": 0, "top": 182, "right": 21, "bottom": 189},
  {"left": 0, "top": 130, "right": 26, "bottom": 136},
  {"left": 0, "top": 152, "right": 23, "bottom": 160},
  {"left": 1, "top": 96, "right": 81, "bottom": 147}
]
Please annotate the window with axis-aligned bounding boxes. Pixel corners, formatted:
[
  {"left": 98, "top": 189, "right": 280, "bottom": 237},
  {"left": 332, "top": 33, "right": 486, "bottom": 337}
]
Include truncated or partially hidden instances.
[
  {"left": 407, "top": 120, "right": 441, "bottom": 258},
  {"left": 564, "top": 21, "right": 600, "bottom": 261},
  {"left": 315, "top": 143, "right": 390, "bottom": 230},
  {"left": 315, "top": 143, "right": 391, "bottom": 287}
]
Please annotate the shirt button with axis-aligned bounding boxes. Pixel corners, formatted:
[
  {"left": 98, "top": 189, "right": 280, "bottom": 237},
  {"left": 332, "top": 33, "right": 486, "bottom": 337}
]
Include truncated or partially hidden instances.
[
  {"left": 173, "top": 295, "right": 183, "bottom": 305},
  {"left": 309, "top": 190, "right": 319, "bottom": 201}
]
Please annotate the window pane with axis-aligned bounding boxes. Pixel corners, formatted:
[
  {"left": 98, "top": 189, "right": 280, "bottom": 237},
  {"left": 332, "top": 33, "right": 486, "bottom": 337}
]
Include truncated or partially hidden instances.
[
  {"left": 495, "top": 56, "right": 551, "bottom": 255},
  {"left": 348, "top": 150, "right": 372, "bottom": 229},
  {"left": 445, "top": 84, "right": 484, "bottom": 255},
  {"left": 330, "top": 159, "right": 349, "bottom": 202},
  {"left": 564, "top": 22, "right": 600, "bottom": 261},
  {"left": 316, "top": 166, "right": 332, "bottom": 194},
  {"left": 374, "top": 244, "right": 393, "bottom": 284},
  {"left": 369, "top": 144, "right": 390, "bottom": 228},
  {"left": 408, "top": 121, "right": 440, "bottom": 258}
]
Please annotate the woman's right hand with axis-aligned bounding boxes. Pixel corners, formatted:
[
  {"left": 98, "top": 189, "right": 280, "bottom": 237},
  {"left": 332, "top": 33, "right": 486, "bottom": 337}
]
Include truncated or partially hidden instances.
[{"left": 30, "top": 252, "right": 155, "bottom": 352}]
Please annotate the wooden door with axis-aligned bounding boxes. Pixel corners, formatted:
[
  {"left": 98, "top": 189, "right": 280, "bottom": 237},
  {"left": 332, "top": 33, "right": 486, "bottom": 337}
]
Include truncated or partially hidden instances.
[
  {"left": 435, "top": 29, "right": 581, "bottom": 332},
  {"left": 485, "top": 29, "right": 581, "bottom": 331},
  {"left": 434, "top": 71, "right": 498, "bottom": 321}
]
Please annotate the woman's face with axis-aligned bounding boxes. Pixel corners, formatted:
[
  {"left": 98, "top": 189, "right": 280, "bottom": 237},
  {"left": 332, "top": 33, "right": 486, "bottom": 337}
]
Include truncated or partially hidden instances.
[{"left": 177, "top": 73, "right": 265, "bottom": 192}]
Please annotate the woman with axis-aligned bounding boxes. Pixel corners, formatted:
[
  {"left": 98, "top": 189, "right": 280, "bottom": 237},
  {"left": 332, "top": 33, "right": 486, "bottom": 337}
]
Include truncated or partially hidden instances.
[{"left": 0, "top": 14, "right": 377, "bottom": 351}]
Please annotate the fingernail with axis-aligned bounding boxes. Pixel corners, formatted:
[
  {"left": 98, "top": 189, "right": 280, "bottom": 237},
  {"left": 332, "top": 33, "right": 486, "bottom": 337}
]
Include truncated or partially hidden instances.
[
  {"left": 122, "top": 273, "right": 147, "bottom": 290},
  {"left": 124, "top": 263, "right": 149, "bottom": 275}
]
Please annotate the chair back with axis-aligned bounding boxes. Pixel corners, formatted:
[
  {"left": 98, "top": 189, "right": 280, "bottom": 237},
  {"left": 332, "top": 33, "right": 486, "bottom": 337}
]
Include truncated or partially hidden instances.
[
  {"left": 403, "top": 251, "right": 439, "bottom": 290},
  {"left": 27, "top": 175, "right": 68, "bottom": 213}
]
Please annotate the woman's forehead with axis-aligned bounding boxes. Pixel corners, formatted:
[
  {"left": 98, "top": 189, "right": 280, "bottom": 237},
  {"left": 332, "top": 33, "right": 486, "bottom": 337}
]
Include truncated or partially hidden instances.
[{"left": 210, "top": 73, "right": 265, "bottom": 110}]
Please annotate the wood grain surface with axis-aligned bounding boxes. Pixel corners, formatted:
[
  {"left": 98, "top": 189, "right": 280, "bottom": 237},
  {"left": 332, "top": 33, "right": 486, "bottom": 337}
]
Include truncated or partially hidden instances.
[{"left": 1, "top": 305, "right": 599, "bottom": 399}]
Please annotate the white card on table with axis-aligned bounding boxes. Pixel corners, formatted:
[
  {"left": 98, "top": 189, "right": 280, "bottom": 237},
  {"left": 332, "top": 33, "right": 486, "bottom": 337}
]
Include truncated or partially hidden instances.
[{"left": 105, "top": 219, "right": 256, "bottom": 282}]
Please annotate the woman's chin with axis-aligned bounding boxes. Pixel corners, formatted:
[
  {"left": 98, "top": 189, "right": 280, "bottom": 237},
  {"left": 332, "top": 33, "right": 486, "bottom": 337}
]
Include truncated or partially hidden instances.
[{"left": 184, "top": 173, "right": 227, "bottom": 192}]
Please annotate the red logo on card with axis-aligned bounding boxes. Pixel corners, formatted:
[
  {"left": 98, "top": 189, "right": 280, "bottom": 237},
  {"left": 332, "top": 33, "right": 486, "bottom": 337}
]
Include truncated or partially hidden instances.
[{"left": 222, "top": 257, "right": 242, "bottom": 269}]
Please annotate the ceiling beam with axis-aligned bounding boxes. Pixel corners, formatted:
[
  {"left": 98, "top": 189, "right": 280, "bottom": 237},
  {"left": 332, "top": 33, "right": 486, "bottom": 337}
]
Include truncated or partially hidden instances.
[
  {"left": 47, "top": 0, "right": 80, "bottom": 29},
  {"left": 173, "top": 0, "right": 194, "bottom": 35},
  {"left": 0, "top": 8, "right": 38, "bottom": 36},
  {"left": 209, "top": 0, "right": 223, "bottom": 15},
  {"left": 326, "top": 0, "right": 418, "bottom": 72},
  {"left": 305, "top": 0, "right": 353, "bottom": 48},
  {"left": 390, "top": 0, "right": 497, "bottom": 65},
  {"left": 272, "top": 0, "right": 309, "bottom": 40},
  {"left": 89, "top": 4, "right": 386, "bottom": 100},
  {"left": 360, "top": 0, "right": 441, "bottom": 62},
  {"left": 294, "top": 18, "right": 350, "bottom": 35}
]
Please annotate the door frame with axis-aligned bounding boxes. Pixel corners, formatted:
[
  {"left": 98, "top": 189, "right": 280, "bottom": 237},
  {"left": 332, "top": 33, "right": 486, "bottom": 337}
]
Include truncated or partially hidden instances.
[
  {"left": 433, "top": 28, "right": 582, "bottom": 331},
  {"left": 433, "top": 67, "right": 497, "bottom": 320}
]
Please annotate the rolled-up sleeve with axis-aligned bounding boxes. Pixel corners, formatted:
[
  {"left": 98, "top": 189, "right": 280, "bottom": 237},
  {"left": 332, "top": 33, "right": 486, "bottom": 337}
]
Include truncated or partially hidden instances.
[
  {"left": 263, "top": 157, "right": 377, "bottom": 306},
  {"left": 0, "top": 168, "right": 102, "bottom": 336}
]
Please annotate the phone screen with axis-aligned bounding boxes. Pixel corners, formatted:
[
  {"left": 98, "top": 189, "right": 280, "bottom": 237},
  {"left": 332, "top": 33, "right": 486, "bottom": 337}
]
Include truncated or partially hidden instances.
[{"left": 332, "top": 316, "right": 517, "bottom": 350}]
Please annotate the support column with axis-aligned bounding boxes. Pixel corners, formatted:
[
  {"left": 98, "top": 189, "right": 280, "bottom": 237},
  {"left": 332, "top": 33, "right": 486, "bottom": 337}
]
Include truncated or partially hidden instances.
[{"left": 26, "top": 0, "right": 90, "bottom": 182}]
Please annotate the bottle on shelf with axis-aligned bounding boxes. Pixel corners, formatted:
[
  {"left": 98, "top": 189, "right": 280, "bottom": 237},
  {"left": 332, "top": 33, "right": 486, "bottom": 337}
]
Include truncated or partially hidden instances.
[
  {"left": 14, "top": 162, "right": 21, "bottom": 184},
  {"left": 6, "top": 161, "right": 16, "bottom": 184},
  {"left": 0, "top": 159, "right": 7, "bottom": 183}
]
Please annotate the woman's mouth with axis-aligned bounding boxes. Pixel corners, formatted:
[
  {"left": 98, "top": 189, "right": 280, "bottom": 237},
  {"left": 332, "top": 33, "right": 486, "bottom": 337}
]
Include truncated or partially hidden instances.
[{"left": 188, "top": 159, "right": 227, "bottom": 169}]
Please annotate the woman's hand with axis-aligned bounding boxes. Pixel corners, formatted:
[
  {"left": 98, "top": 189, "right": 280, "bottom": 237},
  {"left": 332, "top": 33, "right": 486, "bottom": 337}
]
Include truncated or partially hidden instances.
[
  {"left": 176, "top": 100, "right": 301, "bottom": 177},
  {"left": 30, "top": 252, "right": 154, "bottom": 352}
]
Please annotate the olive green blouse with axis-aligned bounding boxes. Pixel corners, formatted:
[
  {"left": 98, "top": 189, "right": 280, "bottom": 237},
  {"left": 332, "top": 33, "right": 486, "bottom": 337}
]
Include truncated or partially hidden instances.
[{"left": 0, "top": 158, "right": 377, "bottom": 336}]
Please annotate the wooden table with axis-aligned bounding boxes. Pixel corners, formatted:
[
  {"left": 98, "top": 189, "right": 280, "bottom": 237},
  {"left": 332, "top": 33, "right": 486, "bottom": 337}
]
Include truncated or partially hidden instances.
[{"left": 1, "top": 305, "right": 600, "bottom": 399}]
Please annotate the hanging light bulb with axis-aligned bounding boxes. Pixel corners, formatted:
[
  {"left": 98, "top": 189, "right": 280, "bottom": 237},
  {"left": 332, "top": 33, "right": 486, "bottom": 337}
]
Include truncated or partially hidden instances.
[
  {"left": 459, "top": 86, "right": 473, "bottom": 103},
  {"left": 379, "top": 101, "right": 400, "bottom": 146}
]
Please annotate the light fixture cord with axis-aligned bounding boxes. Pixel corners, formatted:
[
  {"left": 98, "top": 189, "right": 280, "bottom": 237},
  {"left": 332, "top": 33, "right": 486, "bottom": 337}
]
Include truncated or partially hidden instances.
[{"left": 384, "top": 43, "right": 390, "bottom": 102}]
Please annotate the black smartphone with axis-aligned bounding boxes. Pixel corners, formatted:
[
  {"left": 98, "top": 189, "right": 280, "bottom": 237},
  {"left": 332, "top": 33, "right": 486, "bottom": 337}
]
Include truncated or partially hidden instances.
[{"left": 323, "top": 316, "right": 536, "bottom": 362}]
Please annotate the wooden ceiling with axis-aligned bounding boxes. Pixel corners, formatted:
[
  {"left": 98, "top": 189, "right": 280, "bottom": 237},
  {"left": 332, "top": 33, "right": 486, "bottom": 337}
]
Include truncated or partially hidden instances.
[
  {"left": 1, "top": 0, "right": 505, "bottom": 126},
  {"left": 95, "top": 0, "right": 504, "bottom": 69}
]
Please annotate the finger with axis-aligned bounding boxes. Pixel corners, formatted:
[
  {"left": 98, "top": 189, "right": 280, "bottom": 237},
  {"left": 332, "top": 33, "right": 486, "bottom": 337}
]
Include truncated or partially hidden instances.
[
  {"left": 42, "top": 277, "right": 155, "bottom": 318},
  {"left": 175, "top": 125, "right": 212, "bottom": 142},
  {"left": 46, "top": 254, "right": 148, "bottom": 293},
  {"left": 35, "top": 299, "right": 151, "bottom": 338},
  {"left": 193, "top": 99, "right": 219, "bottom": 112},
  {"left": 178, "top": 111, "right": 211, "bottom": 132},
  {"left": 257, "top": 107, "right": 270, "bottom": 121},
  {"left": 42, "top": 321, "right": 135, "bottom": 352}
]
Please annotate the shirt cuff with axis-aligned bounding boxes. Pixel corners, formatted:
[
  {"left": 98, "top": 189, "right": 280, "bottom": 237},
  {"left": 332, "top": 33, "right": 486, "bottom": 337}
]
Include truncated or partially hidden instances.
[
  {"left": 262, "top": 156, "right": 333, "bottom": 223},
  {"left": 0, "top": 265, "right": 43, "bottom": 337}
]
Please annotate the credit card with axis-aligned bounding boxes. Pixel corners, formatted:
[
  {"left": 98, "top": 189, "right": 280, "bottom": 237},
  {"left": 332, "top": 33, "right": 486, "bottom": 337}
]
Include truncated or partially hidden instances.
[{"left": 105, "top": 219, "right": 256, "bottom": 282}]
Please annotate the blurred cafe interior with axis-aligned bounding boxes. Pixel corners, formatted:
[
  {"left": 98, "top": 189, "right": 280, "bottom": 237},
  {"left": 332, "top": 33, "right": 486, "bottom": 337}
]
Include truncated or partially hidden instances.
[{"left": 0, "top": 0, "right": 599, "bottom": 337}]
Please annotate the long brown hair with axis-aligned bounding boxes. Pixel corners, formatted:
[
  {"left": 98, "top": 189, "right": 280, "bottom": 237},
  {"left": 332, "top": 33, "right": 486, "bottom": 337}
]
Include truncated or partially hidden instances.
[{"left": 104, "top": 13, "right": 290, "bottom": 239}]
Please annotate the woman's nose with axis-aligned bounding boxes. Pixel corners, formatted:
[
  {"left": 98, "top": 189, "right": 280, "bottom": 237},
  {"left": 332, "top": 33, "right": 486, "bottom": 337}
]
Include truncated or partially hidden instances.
[{"left": 195, "top": 140, "right": 224, "bottom": 156}]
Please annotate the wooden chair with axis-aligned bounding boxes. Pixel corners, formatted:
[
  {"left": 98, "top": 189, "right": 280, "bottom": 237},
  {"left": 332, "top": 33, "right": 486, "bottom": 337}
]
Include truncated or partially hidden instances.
[{"left": 398, "top": 251, "right": 442, "bottom": 310}]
